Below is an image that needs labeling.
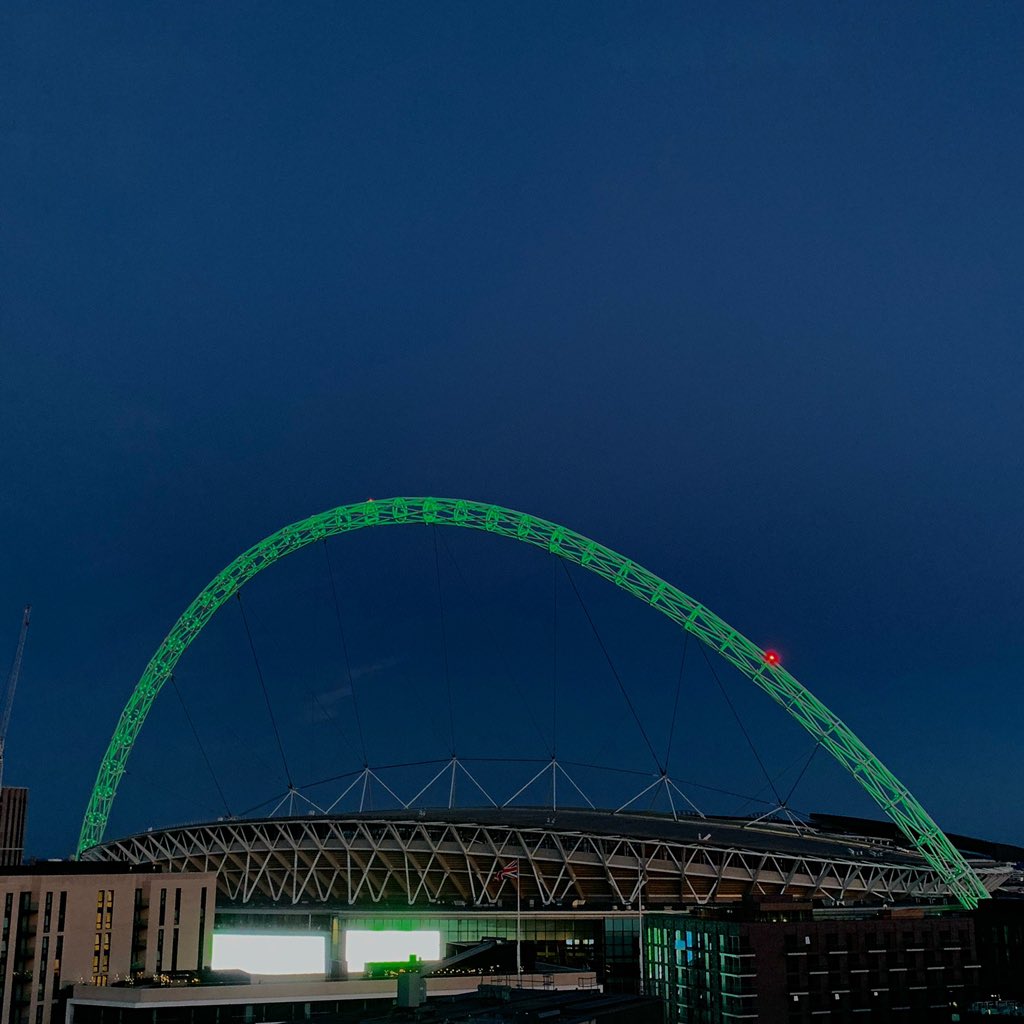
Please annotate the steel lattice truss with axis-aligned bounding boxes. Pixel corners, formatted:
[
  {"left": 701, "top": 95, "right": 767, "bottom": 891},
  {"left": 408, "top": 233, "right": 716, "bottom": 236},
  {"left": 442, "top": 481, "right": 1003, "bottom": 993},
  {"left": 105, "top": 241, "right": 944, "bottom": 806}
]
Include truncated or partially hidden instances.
[
  {"left": 78, "top": 497, "right": 989, "bottom": 909},
  {"left": 83, "top": 814, "right": 1011, "bottom": 909}
]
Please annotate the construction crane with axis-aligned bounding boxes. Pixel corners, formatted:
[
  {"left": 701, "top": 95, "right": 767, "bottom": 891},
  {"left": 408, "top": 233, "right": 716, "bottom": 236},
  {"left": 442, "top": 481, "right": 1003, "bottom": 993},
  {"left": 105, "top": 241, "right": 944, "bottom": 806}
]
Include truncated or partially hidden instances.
[{"left": 0, "top": 605, "right": 30, "bottom": 791}]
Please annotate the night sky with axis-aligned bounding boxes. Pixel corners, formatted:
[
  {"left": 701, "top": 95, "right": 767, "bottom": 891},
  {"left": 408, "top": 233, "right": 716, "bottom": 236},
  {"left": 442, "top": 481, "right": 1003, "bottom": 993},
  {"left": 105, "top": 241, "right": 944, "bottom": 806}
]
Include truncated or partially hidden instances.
[{"left": 3, "top": 4, "right": 1023, "bottom": 858}]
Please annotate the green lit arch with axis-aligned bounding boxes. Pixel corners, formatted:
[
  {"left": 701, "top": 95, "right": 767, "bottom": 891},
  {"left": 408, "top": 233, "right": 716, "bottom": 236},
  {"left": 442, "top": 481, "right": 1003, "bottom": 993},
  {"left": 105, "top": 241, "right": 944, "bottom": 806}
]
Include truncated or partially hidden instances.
[{"left": 78, "top": 497, "right": 989, "bottom": 908}]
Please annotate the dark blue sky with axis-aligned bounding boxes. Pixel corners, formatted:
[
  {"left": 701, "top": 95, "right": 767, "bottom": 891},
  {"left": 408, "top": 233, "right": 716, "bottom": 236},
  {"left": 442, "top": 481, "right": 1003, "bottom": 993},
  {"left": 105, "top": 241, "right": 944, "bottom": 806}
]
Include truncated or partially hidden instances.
[{"left": 2, "top": 3, "right": 1022, "bottom": 857}]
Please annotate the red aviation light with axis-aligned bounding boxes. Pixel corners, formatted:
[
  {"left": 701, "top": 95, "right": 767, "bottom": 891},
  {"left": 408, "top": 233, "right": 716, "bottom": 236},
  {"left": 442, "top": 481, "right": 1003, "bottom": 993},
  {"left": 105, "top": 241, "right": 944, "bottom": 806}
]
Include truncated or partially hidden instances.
[{"left": 763, "top": 650, "right": 781, "bottom": 666}]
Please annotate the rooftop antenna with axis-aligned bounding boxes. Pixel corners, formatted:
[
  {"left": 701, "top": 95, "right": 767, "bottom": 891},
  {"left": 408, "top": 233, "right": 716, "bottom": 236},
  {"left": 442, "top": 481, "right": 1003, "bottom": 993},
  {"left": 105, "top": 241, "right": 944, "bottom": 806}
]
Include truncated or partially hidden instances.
[{"left": 0, "top": 605, "right": 30, "bottom": 791}]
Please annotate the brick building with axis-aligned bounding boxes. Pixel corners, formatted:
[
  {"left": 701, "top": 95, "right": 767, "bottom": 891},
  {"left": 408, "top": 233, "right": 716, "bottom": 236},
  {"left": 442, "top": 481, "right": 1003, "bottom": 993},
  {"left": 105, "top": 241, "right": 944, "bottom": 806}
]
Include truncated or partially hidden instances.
[{"left": 644, "top": 899, "right": 980, "bottom": 1022}]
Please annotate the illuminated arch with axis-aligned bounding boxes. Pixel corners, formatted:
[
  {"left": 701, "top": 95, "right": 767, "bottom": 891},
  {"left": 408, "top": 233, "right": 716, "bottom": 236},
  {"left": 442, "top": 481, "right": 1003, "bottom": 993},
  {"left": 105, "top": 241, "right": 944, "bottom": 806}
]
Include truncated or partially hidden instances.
[{"left": 78, "top": 497, "right": 989, "bottom": 908}]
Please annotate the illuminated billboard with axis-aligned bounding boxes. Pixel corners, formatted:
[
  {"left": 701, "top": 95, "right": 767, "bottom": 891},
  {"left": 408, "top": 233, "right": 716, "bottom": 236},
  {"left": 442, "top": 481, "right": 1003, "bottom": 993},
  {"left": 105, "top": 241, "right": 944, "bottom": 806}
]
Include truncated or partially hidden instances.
[
  {"left": 344, "top": 929, "right": 442, "bottom": 972},
  {"left": 211, "top": 933, "right": 327, "bottom": 975}
]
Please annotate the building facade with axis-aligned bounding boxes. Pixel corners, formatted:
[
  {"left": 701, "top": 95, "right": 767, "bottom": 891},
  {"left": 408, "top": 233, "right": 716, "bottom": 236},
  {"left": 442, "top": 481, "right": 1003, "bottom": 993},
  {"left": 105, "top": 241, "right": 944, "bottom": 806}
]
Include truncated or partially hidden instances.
[
  {"left": 0, "top": 791, "right": 28, "bottom": 868},
  {"left": 0, "top": 863, "right": 216, "bottom": 1024},
  {"left": 214, "top": 906, "right": 642, "bottom": 991},
  {"left": 644, "top": 900, "right": 981, "bottom": 1022},
  {"left": 973, "top": 898, "right": 1024, "bottom": 1001}
]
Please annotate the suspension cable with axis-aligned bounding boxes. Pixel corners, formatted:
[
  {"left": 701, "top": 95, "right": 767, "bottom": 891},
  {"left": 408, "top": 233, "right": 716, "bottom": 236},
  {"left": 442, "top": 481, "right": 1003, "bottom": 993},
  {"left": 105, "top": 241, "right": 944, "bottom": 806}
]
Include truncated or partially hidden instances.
[
  {"left": 435, "top": 530, "right": 551, "bottom": 756},
  {"left": 698, "top": 642, "right": 784, "bottom": 808},
  {"left": 664, "top": 631, "right": 690, "bottom": 769},
  {"left": 236, "top": 592, "right": 293, "bottom": 789},
  {"left": 321, "top": 540, "right": 368, "bottom": 764},
  {"left": 560, "top": 561, "right": 664, "bottom": 774},
  {"left": 782, "top": 739, "right": 824, "bottom": 807},
  {"left": 239, "top": 789, "right": 291, "bottom": 818},
  {"left": 552, "top": 558, "right": 558, "bottom": 758},
  {"left": 432, "top": 528, "right": 456, "bottom": 755},
  {"left": 308, "top": 683, "right": 360, "bottom": 752},
  {"left": 729, "top": 739, "right": 818, "bottom": 816},
  {"left": 168, "top": 674, "right": 232, "bottom": 816},
  {"left": 241, "top": 594, "right": 363, "bottom": 771},
  {"left": 561, "top": 759, "right": 779, "bottom": 805}
]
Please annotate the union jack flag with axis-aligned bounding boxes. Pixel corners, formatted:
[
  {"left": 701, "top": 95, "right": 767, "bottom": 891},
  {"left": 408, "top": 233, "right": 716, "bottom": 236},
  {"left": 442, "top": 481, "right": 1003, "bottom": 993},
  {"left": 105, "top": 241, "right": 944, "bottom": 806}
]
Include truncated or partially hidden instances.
[{"left": 496, "top": 860, "right": 519, "bottom": 881}]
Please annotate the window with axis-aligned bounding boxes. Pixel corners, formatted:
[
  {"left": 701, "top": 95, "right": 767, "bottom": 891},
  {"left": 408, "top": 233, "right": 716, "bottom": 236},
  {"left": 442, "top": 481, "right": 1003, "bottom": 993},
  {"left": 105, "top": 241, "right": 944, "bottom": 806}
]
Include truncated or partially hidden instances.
[
  {"left": 131, "top": 888, "right": 146, "bottom": 974},
  {"left": 37, "top": 936, "right": 48, "bottom": 1000}
]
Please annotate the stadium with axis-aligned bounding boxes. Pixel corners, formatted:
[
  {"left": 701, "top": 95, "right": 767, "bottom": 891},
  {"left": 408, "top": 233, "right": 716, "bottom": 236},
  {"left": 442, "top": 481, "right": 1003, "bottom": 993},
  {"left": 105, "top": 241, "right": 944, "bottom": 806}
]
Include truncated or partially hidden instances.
[
  {"left": 85, "top": 807, "right": 1013, "bottom": 911},
  {"left": 76, "top": 498, "right": 1019, "bottom": 982}
]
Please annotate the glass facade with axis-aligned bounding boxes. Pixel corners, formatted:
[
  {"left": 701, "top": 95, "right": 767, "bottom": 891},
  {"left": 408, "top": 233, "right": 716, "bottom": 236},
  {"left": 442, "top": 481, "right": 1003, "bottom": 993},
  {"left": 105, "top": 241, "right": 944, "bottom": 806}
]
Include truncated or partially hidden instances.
[
  {"left": 646, "top": 907, "right": 981, "bottom": 1023},
  {"left": 214, "top": 910, "right": 638, "bottom": 985},
  {"left": 645, "top": 918, "right": 755, "bottom": 1022},
  {"left": 338, "top": 913, "right": 605, "bottom": 974}
]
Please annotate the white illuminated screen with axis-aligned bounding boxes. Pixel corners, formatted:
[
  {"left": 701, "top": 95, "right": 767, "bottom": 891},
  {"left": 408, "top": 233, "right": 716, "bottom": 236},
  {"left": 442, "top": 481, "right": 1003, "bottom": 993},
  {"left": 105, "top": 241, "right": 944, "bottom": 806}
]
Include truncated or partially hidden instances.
[
  {"left": 211, "top": 934, "right": 327, "bottom": 975},
  {"left": 344, "top": 930, "right": 441, "bottom": 972}
]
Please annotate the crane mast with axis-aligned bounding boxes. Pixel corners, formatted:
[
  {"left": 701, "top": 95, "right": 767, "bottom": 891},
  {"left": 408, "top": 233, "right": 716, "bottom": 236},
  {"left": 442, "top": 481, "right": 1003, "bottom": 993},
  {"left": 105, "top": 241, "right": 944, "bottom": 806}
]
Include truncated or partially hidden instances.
[{"left": 0, "top": 605, "right": 30, "bottom": 791}]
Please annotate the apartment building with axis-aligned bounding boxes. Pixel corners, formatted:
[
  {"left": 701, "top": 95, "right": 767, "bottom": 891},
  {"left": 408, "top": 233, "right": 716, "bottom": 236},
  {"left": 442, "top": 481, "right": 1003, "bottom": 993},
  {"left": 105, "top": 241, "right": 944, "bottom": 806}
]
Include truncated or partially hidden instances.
[{"left": 0, "top": 862, "right": 216, "bottom": 1024}]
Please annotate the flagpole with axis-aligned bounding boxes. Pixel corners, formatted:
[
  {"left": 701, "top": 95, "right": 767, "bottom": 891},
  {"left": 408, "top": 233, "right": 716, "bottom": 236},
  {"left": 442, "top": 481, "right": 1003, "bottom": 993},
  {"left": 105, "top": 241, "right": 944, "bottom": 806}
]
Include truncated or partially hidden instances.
[
  {"left": 497, "top": 860, "right": 522, "bottom": 983},
  {"left": 516, "top": 867, "right": 522, "bottom": 983},
  {"left": 638, "top": 864, "right": 645, "bottom": 995}
]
